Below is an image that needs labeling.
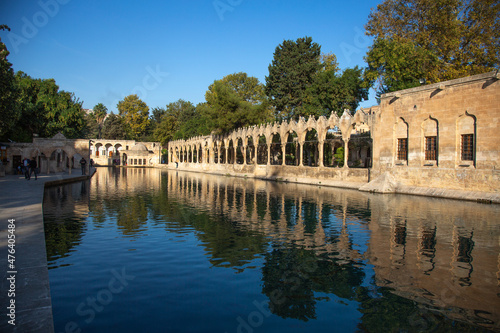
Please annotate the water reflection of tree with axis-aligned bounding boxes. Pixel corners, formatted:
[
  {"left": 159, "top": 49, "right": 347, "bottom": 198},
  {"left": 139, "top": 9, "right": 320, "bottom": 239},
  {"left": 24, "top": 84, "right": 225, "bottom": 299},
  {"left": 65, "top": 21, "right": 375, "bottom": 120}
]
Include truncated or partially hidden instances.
[
  {"left": 151, "top": 195, "right": 269, "bottom": 269},
  {"left": 115, "top": 196, "right": 149, "bottom": 235},
  {"left": 261, "top": 246, "right": 365, "bottom": 321},
  {"left": 43, "top": 183, "right": 88, "bottom": 265},
  {"left": 44, "top": 217, "right": 86, "bottom": 266}
]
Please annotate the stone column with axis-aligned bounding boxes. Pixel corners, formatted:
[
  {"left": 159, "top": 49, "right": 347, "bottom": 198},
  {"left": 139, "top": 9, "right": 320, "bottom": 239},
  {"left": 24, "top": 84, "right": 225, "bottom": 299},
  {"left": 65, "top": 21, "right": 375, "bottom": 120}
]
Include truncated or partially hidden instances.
[
  {"left": 318, "top": 140, "right": 324, "bottom": 167},
  {"left": 343, "top": 138, "right": 350, "bottom": 168},
  {"left": 266, "top": 144, "right": 271, "bottom": 165},
  {"left": 299, "top": 141, "right": 304, "bottom": 166},
  {"left": 243, "top": 146, "right": 247, "bottom": 165},
  {"left": 281, "top": 138, "right": 287, "bottom": 165}
]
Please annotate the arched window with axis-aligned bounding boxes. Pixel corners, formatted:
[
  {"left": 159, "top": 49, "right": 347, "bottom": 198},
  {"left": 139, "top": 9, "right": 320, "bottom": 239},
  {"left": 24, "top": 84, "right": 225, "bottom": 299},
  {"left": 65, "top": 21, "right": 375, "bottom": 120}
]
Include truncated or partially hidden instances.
[
  {"left": 457, "top": 112, "right": 476, "bottom": 166},
  {"left": 422, "top": 117, "right": 438, "bottom": 163},
  {"left": 396, "top": 118, "right": 408, "bottom": 163}
]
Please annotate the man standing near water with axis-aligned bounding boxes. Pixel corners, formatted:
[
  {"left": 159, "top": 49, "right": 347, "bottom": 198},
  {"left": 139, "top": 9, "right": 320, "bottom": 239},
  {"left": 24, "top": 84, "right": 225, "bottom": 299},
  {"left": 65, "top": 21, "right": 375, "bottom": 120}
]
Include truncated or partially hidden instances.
[
  {"left": 80, "top": 157, "right": 87, "bottom": 175},
  {"left": 28, "top": 157, "right": 37, "bottom": 180}
]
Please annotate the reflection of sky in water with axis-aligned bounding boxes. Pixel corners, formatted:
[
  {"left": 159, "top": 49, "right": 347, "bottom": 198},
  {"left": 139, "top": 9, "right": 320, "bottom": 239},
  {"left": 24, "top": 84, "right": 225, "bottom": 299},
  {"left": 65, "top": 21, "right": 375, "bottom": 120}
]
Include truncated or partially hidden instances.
[{"left": 43, "top": 168, "right": 500, "bottom": 333}]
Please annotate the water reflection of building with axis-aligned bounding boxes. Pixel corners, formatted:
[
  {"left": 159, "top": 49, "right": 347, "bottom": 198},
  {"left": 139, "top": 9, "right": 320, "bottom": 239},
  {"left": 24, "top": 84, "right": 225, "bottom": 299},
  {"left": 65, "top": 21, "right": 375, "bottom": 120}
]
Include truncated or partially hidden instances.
[
  {"left": 90, "top": 167, "right": 163, "bottom": 198},
  {"left": 367, "top": 196, "right": 500, "bottom": 329},
  {"left": 165, "top": 170, "right": 371, "bottom": 264},
  {"left": 79, "top": 169, "right": 500, "bottom": 329},
  {"left": 162, "top": 170, "right": 499, "bottom": 330}
]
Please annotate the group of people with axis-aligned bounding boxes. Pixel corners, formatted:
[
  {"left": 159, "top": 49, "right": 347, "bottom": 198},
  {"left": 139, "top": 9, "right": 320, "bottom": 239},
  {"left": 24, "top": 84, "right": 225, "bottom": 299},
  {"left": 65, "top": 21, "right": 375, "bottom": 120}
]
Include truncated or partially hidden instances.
[
  {"left": 17, "top": 156, "right": 92, "bottom": 179},
  {"left": 19, "top": 157, "right": 38, "bottom": 180}
]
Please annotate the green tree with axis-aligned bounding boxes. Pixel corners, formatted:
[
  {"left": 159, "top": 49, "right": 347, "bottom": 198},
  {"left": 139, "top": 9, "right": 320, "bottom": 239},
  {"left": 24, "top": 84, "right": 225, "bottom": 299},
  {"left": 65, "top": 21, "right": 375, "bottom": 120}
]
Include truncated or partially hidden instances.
[
  {"left": 303, "top": 66, "right": 368, "bottom": 117},
  {"left": 101, "top": 112, "right": 127, "bottom": 140},
  {"left": 44, "top": 90, "right": 86, "bottom": 138},
  {"left": 319, "top": 52, "right": 340, "bottom": 73},
  {"left": 0, "top": 25, "right": 19, "bottom": 141},
  {"left": 205, "top": 75, "right": 273, "bottom": 135},
  {"left": 83, "top": 112, "right": 99, "bottom": 139},
  {"left": 364, "top": 0, "right": 500, "bottom": 96},
  {"left": 117, "top": 94, "right": 150, "bottom": 140},
  {"left": 265, "top": 36, "right": 322, "bottom": 120},
  {"left": 93, "top": 103, "right": 108, "bottom": 139},
  {"left": 10, "top": 72, "right": 85, "bottom": 141},
  {"left": 206, "top": 72, "right": 269, "bottom": 105},
  {"left": 153, "top": 99, "right": 199, "bottom": 144},
  {"left": 151, "top": 107, "right": 166, "bottom": 123},
  {"left": 174, "top": 103, "right": 211, "bottom": 140}
]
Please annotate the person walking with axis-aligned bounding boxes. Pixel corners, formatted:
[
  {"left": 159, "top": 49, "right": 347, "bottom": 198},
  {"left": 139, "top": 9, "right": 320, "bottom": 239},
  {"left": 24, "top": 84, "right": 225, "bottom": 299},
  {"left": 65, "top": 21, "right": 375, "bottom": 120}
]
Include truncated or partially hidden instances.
[
  {"left": 23, "top": 158, "right": 31, "bottom": 179},
  {"left": 28, "top": 157, "right": 37, "bottom": 180},
  {"left": 80, "top": 157, "right": 87, "bottom": 175}
]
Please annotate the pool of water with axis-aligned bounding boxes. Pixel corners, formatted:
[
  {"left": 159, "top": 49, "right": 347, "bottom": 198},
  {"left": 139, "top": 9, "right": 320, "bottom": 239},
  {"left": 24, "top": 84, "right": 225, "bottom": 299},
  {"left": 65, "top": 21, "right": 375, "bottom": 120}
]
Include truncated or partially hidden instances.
[{"left": 43, "top": 168, "right": 500, "bottom": 332}]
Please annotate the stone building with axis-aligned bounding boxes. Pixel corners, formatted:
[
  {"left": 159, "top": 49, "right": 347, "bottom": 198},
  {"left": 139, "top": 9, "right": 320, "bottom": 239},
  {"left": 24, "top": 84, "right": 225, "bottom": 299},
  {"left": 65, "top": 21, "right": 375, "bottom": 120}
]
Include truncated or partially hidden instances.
[
  {"left": 0, "top": 133, "right": 89, "bottom": 176},
  {"left": 167, "top": 71, "right": 499, "bottom": 201},
  {"left": 89, "top": 140, "right": 161, "bottom": 167},
  {"left": 0, "top": 135, "right": 161, "bottom": 176}
]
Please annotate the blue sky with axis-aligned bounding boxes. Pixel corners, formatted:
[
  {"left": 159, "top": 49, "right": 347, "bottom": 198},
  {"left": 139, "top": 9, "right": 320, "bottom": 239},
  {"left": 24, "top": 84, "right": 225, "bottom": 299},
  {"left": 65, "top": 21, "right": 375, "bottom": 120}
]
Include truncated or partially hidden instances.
[{"left": 1, "top": 0, "right": 381, "bottom": 113}]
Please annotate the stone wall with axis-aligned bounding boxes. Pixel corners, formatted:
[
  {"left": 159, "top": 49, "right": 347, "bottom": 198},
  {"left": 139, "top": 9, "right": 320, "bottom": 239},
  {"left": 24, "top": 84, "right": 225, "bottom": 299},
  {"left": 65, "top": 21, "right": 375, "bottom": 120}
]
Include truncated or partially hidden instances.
[{"left": 371, "top": 71, "right": 500, "bottom": 192}]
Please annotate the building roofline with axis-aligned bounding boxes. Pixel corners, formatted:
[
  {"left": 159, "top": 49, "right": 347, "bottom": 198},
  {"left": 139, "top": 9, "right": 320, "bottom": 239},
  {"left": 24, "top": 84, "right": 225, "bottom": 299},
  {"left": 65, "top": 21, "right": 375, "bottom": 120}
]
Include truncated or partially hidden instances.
[{"left": 380, "top": 70, "right": 499, "bottom": 100}]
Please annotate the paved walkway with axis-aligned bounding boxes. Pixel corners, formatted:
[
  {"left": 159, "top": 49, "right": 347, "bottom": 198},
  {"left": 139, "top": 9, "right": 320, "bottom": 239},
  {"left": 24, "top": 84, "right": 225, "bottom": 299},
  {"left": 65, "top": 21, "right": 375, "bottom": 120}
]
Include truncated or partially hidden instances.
[{"left": 0, "top": 170, "right": 94, "bottom": 333}]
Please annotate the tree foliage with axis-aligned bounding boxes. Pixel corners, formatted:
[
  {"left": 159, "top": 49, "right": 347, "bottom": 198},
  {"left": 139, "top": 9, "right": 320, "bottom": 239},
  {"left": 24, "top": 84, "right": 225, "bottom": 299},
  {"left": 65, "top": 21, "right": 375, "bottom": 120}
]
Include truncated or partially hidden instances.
[
  {"left": 265, "top": 37, "right": 322, "bottom": 120},
  {"left": 101, "top": 112, "right": 127, "bottom": 140},
  {"left": 205, "top": 73, "right": 273, "bottom": 135},
  {"left": 117, "top": 94, "right": 150, "bottom": 140},
  {"left": 303, "top": 66, "right": 368, "bottom": 117},
  {"left": 93, "top": 103, "right": 108, "bottom": 139},
  {"left": 206, "top": 72, "right": 268, "bottom": 105},
  {"left": 0, "top": 25, "right": 19, "bottom": 140},
  {"left": 365, "top": 0, "right": 500, "bottom": 96},
  {"left": 5, "top": 71, "right": 86, "bottom": 141}
]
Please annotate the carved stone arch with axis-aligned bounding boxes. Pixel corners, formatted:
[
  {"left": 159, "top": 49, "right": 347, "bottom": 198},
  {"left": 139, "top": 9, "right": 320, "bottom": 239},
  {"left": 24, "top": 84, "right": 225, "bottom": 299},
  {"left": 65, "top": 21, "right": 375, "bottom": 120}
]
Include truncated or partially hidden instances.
[
  {"left": 338, "top": 109, "right": 353, "bottom": 138},
  {"left": 47, "top": 147, "right": 73, "bottom": 173},
  {"left": 287, "top": 119, "right": 298, "bottom": 135},
  {"left": 327, "top": 112, "right": 340, "bottom": 130},
  {"left": 352, "top": 108, "right": 366, "bottom": 124}
]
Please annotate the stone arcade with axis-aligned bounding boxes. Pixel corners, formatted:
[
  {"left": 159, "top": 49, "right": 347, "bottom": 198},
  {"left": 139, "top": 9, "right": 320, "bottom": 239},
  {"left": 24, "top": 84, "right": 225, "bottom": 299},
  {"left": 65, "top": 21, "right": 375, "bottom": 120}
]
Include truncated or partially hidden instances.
[{"left": 167, "top": 71, "right": 500, "bottom": 202}]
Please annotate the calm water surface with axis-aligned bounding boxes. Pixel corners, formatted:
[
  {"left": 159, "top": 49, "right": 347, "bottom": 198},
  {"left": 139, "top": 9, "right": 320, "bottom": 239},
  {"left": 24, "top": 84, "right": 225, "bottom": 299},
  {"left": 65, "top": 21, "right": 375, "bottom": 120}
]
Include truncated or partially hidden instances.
[{"left": 43, "top": 168, "right": 500, "bottom": 332}]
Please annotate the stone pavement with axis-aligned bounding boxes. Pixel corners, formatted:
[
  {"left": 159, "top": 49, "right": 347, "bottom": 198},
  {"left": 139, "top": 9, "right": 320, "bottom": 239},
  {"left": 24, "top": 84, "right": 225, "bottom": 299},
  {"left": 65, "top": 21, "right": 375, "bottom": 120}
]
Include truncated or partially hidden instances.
[{"left": 0, "top": 170, "right": 94, "bottom": 333}]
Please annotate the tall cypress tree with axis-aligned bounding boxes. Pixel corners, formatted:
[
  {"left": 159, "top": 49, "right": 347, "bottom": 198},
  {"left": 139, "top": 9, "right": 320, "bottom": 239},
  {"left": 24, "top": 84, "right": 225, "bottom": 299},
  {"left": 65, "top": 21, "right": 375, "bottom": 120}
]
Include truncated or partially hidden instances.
[{"left": 265, "top": 37, "right": 322, "bottom": 121}]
